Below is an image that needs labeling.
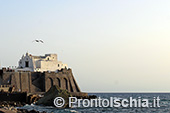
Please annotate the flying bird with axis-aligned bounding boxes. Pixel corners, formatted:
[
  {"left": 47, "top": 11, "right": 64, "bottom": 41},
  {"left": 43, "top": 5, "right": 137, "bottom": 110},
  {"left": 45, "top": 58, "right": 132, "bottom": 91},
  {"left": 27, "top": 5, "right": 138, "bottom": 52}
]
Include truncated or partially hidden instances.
[
  {"left": 32, "top": 39, "right": 44, "bottom": 43},
  {"left": 39, "top": 40, "right": 44, "bottom": 43}
]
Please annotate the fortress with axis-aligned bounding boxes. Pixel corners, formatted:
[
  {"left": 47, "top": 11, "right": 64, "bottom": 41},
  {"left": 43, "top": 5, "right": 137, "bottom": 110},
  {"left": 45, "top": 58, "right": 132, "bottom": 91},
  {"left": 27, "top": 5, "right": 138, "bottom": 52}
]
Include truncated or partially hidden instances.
[{"left": 0, "top": 53, "right": 87, "bottom": 97}]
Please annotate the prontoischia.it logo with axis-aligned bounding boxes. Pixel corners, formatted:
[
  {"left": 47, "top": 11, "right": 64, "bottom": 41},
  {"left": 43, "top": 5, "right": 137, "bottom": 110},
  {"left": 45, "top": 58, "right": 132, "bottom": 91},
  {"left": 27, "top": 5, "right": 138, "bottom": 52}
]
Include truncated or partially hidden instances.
[{"left": 53, "top": 96, "right": 160, "bottom": 108}]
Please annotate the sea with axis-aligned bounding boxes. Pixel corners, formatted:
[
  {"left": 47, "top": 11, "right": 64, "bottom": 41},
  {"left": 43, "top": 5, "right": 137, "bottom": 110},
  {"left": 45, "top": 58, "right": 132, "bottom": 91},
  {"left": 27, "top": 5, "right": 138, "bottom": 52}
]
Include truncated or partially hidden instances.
[{"left": 18, "top": 93, "right": 170, "bottom": 113}]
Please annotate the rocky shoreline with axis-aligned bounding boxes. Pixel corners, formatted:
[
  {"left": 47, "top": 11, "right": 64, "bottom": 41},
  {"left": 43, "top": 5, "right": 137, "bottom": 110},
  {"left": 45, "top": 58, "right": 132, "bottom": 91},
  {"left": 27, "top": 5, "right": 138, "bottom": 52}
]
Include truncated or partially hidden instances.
[
  {"left": 0, "top": 108, "right": 46, "bottom": 113},
  {"left": 0, "top": 86, "right": 97, "bottom": 112},
  {"left": 0, "top": 107, "right": 47, "bottom": 113},
  {"left": 0, "top": 101, "right": 46, "bottom": 113}
]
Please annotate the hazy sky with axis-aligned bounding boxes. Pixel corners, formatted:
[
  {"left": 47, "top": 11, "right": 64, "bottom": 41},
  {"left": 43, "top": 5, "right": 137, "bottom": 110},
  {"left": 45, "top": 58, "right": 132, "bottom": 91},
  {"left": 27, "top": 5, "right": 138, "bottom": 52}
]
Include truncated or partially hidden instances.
[{"left": 1, "top": 0, "right": 170, "bottom": 92}]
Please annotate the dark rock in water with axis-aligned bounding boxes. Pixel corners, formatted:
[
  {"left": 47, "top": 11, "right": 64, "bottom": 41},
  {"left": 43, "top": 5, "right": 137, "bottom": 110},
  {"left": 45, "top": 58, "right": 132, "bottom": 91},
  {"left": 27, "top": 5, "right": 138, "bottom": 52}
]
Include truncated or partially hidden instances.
[
  {"left": 36, "top": 85, "right": 72, "bottom": 108},
  {"left": 89, "top": 95, "right": 97, "bottom": 99}
]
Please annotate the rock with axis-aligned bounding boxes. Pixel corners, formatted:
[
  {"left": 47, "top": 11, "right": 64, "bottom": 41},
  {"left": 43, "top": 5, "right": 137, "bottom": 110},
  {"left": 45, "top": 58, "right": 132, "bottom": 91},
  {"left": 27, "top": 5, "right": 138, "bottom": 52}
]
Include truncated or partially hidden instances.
[
  {"left": 10, "top": 107, "right": 17, "bottom": 111},
  {"left": 29, "top": 110, "right": 40, "bottom": 113},
  {"left": 3, "top": 106, "right": 8, "bottom": 110},
  {"left": 36, "top": 85, "right": 72, "bottom": 108},
  {"left": 17, "top": 109, "right": 26, "bottom": 113},
  {"left": 89, "top": 95, "right": 97, "bottom": 99}
]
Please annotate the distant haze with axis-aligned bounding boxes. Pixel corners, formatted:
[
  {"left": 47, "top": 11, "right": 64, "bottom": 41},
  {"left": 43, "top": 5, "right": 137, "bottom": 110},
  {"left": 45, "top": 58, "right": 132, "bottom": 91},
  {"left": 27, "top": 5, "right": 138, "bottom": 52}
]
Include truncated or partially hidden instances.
[{"left": 1, "top": 0, "right": 170, "bottom": 92}]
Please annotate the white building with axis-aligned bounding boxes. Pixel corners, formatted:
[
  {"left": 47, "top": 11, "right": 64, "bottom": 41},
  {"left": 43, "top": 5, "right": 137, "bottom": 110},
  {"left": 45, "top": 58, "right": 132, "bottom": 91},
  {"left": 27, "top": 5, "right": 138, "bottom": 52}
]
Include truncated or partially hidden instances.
[{"left": 16, "top": 53, "right": 68, "bottom": 72}]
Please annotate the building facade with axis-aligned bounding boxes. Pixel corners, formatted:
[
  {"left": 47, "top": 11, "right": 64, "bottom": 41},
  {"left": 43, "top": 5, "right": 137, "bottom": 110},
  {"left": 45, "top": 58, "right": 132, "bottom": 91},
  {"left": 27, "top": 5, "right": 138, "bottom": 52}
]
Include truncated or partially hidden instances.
[{"left": 17, "top": 53, "right": 68, "bottom": 72}]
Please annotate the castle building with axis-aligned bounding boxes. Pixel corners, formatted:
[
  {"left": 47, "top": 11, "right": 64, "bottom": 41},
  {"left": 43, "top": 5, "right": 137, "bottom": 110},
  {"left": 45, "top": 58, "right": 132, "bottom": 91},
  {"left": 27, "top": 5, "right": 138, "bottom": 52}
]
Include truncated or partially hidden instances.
[
  {"left": 0, "top": 53, "right": 87, "bottom": 98},
  {"left": 17, "top": 53, "right": 68, "bottom": 72}
]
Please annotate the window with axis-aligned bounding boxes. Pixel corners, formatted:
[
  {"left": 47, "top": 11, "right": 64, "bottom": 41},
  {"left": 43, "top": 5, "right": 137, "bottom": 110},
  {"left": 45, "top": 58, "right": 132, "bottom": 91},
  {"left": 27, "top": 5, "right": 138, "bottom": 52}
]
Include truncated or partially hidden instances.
[
  {"left": 25, "top": 61, "right": 29, "bottom": 67},
  {"left": 64, "top": 78, "right": 68, "bottom": 90},
  {"left": 57, "top": 78, "right": 61, "bottom": 87}
]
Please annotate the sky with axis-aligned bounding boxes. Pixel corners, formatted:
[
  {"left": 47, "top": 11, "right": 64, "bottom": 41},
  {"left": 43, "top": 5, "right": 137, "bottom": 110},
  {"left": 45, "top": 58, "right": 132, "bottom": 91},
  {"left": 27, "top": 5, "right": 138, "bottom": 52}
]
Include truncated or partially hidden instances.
[{"left": 1, "top": 0, "right": 170, "bottom": 92}]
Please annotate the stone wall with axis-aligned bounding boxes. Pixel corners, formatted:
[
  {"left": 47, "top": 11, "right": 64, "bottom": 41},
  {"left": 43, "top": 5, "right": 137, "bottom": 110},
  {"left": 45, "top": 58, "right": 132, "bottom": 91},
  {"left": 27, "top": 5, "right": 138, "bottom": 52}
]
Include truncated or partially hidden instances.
[
  {"left": 0, "top": 72, "right": 32, "bottom": 92},
  {"left": 44, "top": 69, "right": 81, "bottom": 92},
  {"left": 0, "top": 68, "right": 82, "bottom": 94}
]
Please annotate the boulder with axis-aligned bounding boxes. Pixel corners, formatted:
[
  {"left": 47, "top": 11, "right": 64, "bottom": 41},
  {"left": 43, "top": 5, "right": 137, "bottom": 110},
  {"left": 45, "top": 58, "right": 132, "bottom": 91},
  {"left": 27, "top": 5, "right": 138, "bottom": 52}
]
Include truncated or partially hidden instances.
[{"left": 36, "top": 85, "right": 72, "bottom": 108}]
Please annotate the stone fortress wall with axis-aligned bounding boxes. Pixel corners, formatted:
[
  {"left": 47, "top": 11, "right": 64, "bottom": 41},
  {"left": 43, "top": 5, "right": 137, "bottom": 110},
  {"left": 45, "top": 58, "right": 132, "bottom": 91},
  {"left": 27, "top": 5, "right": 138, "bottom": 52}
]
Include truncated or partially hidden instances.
[{"left": 0, "top": 68, "right": 87, "bottom": 96}]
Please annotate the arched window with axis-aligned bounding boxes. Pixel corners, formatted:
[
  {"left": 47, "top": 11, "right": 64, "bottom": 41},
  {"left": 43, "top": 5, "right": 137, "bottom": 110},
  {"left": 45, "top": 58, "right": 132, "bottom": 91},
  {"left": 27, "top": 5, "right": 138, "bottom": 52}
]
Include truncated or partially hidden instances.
[
  {"left": 49, "top": 78, "right": 53, "bottom": 87},
  {"left": 57, "top": 78, "right": 61, "bottom": 87},
  {"left": 46, "top": 77, "right": 54, "bottom": 91},
  {"left": 64, "top": 78, "right": 68, "bottom": 90}
]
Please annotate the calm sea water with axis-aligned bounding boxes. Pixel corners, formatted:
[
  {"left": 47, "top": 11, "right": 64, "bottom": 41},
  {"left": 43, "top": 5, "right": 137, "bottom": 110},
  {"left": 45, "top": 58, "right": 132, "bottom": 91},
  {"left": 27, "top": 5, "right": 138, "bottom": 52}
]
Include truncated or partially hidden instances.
[{"left": 18, "top": 93, "right": 170, "bottom": 113}]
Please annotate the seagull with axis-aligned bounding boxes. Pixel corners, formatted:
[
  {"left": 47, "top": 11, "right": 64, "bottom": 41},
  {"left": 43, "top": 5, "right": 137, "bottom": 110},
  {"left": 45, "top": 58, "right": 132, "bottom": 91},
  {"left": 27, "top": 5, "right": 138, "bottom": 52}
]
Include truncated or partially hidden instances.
[
  {"left": 39, "top": 40, "right": 44, "bottom": 43},
  {"left": 32, "top": 39, "right": 44, "bottom": 43}
]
